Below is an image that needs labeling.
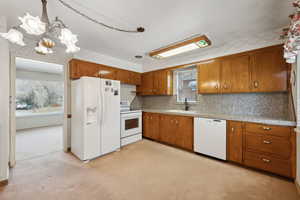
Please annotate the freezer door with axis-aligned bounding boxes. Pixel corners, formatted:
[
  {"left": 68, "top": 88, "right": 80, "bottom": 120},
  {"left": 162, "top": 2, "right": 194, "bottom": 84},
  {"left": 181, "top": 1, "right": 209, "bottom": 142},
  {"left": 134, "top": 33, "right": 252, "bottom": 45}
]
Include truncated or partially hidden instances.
[
  {"left": 82, "top": 77, "right": 101, "bottom": 160},
  {"left": 100, "top": 79, "right": 121, "bottom": 155}
]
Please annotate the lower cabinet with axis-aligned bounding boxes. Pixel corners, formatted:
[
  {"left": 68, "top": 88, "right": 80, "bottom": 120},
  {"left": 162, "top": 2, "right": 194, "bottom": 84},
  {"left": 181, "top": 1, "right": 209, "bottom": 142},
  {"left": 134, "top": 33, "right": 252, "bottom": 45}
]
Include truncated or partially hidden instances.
[
  {"left": 227, "top": 121, "right": 296, "bottom": 178},
  {"left": 143, "top": 112, "right": 193, "bottom": 151},
  {"left": 227, "top": 121, "right": 243, "bottom": 164}
]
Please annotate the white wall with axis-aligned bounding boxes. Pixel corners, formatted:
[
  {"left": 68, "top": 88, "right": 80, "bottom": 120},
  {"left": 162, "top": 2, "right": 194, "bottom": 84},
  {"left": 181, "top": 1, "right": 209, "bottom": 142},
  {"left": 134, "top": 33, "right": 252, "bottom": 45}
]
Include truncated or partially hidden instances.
[
  {"left": 295, "top": 55, "right": 300, "bottom": 185},
  {"left": 74, "top": 49, "right": 143, "bottom": 72},
  {"left": 16, "top": 113, "right": 63, "bottom": 130},
  {"left": 142, "top": 30, "right": 283, "bottom": 72},
  {"left": 16, "top": 70, "right": 63, "bottom": 81},
  {"left": 0, "top": 16, "right": 10, "bottom": 182}
]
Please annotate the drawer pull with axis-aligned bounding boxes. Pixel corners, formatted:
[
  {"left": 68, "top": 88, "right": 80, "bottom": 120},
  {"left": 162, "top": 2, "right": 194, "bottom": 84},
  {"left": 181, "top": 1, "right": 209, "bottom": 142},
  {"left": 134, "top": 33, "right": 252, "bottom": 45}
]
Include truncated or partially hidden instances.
[
  {"left": 262, "top": 126, "right": 272, "bottom": 131},
  {"left": 263, "top": 140, "right": 272, "bottom": 144},
  {"left": 262, "top": 158, "right": 271, "bottom": 163}
]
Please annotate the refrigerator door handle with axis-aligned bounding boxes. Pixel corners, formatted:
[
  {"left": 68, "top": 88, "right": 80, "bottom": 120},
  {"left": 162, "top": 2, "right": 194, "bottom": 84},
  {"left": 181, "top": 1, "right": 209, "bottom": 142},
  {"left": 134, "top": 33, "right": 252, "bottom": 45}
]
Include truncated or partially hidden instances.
[{"left": 101, "top": 87, "right": 105, "bottom": 124}]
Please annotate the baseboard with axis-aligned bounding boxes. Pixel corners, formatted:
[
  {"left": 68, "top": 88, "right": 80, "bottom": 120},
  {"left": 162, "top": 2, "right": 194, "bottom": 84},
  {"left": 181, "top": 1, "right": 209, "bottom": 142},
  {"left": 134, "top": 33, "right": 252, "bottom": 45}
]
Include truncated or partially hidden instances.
[
  {"left": 296, "top": 180, "right": 300, "bottom": 196},
  {"left": 0, "top": 179, "right": 8, "bottom": 187}
]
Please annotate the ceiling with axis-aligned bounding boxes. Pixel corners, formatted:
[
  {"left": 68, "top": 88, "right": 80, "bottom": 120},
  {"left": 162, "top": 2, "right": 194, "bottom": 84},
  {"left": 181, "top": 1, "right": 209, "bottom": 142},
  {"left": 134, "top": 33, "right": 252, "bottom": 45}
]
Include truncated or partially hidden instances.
[
  {"left": 0, "top": 0, "right": 294, "bottom": 66},
  {"left": 16, "top": 57, "right": 63, "bottom": 74}
]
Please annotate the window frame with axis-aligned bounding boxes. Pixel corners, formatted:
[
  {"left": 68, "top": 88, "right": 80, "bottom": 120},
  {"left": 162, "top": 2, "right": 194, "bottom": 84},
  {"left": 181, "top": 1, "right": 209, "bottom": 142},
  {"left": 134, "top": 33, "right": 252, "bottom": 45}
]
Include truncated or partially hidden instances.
[{"left": 174, "top": 66, "right": 198, "bottom": 103}]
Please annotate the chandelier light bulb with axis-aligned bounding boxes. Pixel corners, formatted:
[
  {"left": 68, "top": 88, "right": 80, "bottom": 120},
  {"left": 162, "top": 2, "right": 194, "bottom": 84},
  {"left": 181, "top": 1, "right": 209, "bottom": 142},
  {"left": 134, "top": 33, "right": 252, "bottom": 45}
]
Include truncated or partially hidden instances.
[
  {"left": 0, "top": 28, "right": 25, "bottom": 46},
  {"left": 35, "top": 40, "right": 53, "bottom": 55},
  {"left": 19, "top": 13, "right": 46, "bottom": 35},
  {"left": 59, "top": 28, "right": 78, "bottom": 45}
]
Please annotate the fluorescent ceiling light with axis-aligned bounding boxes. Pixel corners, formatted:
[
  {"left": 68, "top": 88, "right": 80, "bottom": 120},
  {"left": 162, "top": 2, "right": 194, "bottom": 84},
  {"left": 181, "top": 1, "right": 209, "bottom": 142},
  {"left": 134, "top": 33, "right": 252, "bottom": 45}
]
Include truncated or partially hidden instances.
[
  {"left": 150, "top": 35, "right": 211, "bottom": 59},
  {"left": 156, "top": 43, "right": 200, "bottom": 58}
]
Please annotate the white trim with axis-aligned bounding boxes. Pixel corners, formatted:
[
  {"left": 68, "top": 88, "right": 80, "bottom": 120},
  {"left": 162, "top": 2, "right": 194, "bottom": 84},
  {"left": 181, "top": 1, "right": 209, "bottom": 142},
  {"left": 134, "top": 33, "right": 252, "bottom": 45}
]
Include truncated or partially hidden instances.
[
  {"left": 63, "top": 62, "right": 69, "bottom": 151},
  {"left": 9, "top": 53, "right": 16, "bottom": 167}
]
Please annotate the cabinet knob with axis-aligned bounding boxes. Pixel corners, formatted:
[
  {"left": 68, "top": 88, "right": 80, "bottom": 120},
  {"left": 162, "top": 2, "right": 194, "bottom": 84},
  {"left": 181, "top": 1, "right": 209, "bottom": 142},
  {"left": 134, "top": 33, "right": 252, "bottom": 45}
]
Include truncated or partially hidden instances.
[
  {"left": 253, "top": 81, "right": 259, "bottom": 88},
  {"left": 215, "top": 85, "right": 218, "bottom": 89},
  {"left": 223, "top": 84, "right": 228, "bottom": 89},
  {"left": 231, "top": 127, "right": 234, "bottom": 132},
  {"left": 262, "top": 126, "right": 271, "bottom": 131},
  {"left": 263, "top": 140, "right": 272, "bottom": 144},
  {"left": 262, "top": 158, "right": 271, "bottom": 163}
]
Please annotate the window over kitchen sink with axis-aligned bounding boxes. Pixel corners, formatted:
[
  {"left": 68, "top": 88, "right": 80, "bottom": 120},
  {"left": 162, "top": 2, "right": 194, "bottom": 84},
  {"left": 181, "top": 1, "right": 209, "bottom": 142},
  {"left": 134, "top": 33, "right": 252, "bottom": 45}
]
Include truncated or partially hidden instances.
[{"left": 175, "top": 66, "right": 197, "bottom": 103}]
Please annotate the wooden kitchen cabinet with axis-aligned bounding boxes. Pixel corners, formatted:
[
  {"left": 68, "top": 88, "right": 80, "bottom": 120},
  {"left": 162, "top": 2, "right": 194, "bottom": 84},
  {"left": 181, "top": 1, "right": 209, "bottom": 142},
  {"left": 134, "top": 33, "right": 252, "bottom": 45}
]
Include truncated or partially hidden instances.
[
  {"left": 197, "top": 59, "right": 221, "bottom": 94},
  {"left": 221, "top": 55, "right": 250, "bottom": 93},
  {"left": 70, "top": 59, "right": 100, "bottom": 79},
  {"left": 98, "top": 64, "right": 117, "bottom": 80},
  {"left": 227, "top": 121, "right": 243, "bottom": 164},
  {"left": 138, "top": 69, "right": 173, "bottom": 96},
  {"left": 143, "top": 112, "right": 193, "bottom": 151},
  {"left": 243, "top": 122, "right": 296, "bottom": 178},
  {"left": 138, "top": 72, "right": 154, "bottom": 95},
  {"left": 249, "top": 47, "right": 287, "bottom": 92},
  {"left": 69, "top": 59, "right": 141, "bottom": 85},
  {"left": 175, "top": 115, "right": 193, "bottom": 151},
  {"left": 142, "top": 112, "right": 160, "bottom": 140}
]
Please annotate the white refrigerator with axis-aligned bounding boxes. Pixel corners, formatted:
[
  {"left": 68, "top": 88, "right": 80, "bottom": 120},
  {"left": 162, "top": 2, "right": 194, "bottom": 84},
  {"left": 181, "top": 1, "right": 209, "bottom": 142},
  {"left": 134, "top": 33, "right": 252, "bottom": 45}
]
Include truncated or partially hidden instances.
[{"left": 71, "top": 77, "right": 121, "bottom": 161}]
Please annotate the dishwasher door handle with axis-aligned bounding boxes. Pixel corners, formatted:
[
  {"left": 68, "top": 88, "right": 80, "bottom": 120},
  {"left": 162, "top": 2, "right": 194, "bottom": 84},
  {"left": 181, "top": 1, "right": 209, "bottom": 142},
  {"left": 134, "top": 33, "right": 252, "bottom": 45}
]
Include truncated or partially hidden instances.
[{"left": 213, "top": 119, "right": 222, "bottom": 122}]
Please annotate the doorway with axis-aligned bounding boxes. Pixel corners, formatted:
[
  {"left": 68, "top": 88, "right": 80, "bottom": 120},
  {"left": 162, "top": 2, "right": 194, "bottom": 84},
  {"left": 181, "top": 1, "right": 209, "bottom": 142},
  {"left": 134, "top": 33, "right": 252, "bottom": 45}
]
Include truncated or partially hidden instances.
[{"left": 10, "top": 57, "right": 65, "bottom": 163}]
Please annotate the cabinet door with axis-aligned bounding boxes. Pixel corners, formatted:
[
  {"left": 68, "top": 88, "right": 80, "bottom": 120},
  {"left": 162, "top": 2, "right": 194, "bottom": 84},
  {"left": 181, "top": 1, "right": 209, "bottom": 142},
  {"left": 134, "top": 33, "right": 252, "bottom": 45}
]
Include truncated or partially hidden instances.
[
  {"left": 250, "top": 47, "right": 287, "bottom": 92},
  {"left": 98, "top": 65, "right": 117, "bottom": 80},
  {"left": 142, "top": 112, "right": 151, "bottom": 138},
  {"left": 150, "top": 113, "right": 160, "bottom": 140},
  {"left": 198, "top": 59, "right": 221, "bottom": 94},
  {"left": 116, "top": 69, "right": 131, "bottom": 84},
  {"left": 221, "top": 55, "right": 250, "bottom": 93},
  {"left": 227, "top": 121, "right": 243, "bottom": 164},
  {"left": 139, "top": 72, "right": 154, "bottom": 95},
  {"left": 70, "top": 59, "right": 99, "bottom": 79},
  {"left": 175, "top": 116, "right": 193, "bottom": 151},
  {"left": 130, "top": 72, "right": 141, "bottom": 85},
  {"left": 159, "top": 115, "right": 176, "bottom": 144}
]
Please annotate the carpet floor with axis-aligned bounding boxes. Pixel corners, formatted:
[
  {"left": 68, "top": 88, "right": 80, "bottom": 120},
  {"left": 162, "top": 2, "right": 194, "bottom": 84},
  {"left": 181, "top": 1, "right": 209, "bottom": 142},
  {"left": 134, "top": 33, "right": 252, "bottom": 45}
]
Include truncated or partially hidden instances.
[{"left": 1, "top": 139, "right": 299, "bottom": 200}]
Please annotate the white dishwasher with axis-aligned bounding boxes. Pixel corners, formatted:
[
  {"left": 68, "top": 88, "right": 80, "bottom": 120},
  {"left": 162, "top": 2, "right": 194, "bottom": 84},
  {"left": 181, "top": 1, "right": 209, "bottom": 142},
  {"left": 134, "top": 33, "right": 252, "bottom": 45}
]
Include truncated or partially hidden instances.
[{"left": 194, "top": 118, "right": 227, "bottom": 160}]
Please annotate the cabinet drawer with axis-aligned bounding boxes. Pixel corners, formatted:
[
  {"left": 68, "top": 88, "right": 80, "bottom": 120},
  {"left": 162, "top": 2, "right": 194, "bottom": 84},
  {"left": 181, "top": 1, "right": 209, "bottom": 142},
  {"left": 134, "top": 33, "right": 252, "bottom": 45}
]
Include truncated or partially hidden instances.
[
  {"left": 245, "top": 134, "right": 291, "bottom": 159},
  {"left": 245, "top": 123, "right": 291, "bottom": 138},
  {"left": 244, "top": 151, "right": 292, "bottom": 178}
]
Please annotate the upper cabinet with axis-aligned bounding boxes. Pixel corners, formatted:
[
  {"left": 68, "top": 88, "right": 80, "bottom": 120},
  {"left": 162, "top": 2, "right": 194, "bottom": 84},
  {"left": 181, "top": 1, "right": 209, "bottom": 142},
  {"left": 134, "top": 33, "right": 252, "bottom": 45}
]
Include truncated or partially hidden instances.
[
  {"left": 70, "top": 59, "right": 99, "bottom": 79},
  {"left": 69, "top": 59, "right": 141, "bottom": 85},
  {"left": 137, "top": 69, "right": 173, "bottom": 96},
  {"left": 197, "top": 59, "right": 221, "bottom": 94},
  {"left": 198, "top": 45, "right": 288, "bottom": 94},
  {"left": 249, "top": 47, "right": 287, "bottom": 92},
  {"left": 221, "top": 55, "right": 250, "bottom": 93}
]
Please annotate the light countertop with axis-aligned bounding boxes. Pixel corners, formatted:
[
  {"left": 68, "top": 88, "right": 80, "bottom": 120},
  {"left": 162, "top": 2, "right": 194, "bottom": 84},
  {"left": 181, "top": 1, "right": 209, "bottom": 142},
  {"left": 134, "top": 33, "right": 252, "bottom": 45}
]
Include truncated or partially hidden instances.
[{"left": 142, "top": 109, "right": 296, "bottom": 127}]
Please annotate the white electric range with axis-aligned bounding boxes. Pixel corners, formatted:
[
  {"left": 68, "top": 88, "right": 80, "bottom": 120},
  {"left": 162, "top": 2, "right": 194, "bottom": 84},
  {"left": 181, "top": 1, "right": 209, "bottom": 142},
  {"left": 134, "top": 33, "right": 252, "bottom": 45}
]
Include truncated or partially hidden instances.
[{"left": 120, "top": 101, "right": 142, "bottom": 146}]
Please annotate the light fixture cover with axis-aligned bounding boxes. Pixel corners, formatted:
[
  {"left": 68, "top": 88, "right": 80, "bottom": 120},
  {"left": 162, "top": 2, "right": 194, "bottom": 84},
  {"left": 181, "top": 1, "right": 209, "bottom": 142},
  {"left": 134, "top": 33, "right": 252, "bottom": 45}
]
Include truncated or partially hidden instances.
[
  {"left": 0, "top": 28, "right": 25, "bottom": 46},
  {"left": 149, "top": 35, "right": 211, "bottom": 59},
  {"left": 19, "top": 13, "right": 46, "bottom": 35},
  {"left": 59, "top": 28, "right": 80, "bottom": 53}
]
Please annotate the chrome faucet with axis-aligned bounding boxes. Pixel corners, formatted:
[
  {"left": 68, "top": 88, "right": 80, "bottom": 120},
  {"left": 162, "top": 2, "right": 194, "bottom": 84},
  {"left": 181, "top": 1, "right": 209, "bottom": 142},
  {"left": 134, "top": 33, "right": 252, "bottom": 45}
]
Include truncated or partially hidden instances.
[{"left": 184, "top": 98, "right": 189, "bottom": 111}]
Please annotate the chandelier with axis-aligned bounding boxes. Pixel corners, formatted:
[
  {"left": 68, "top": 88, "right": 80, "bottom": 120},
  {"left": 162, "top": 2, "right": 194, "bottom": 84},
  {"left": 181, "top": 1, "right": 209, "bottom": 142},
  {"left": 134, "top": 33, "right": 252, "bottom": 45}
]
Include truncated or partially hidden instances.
[
  {"left": 0, "top": 0, "right": 80, "bottom": 55},
  {"left": 0, "top": 0, "right": 145, "bottom": 55}
]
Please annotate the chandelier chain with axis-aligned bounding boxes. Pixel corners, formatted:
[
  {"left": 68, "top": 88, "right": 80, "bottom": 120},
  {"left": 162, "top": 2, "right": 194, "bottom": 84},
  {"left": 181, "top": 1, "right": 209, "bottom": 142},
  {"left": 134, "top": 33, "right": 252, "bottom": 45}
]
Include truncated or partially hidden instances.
[{"left": 57, "top": 0, "right": 144, "bottom": 33}]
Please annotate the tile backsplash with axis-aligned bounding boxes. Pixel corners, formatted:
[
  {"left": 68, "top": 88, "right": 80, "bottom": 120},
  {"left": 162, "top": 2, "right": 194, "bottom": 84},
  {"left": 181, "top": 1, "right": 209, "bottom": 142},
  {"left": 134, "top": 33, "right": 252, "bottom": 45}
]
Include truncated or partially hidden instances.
[{"left": 140, "top": 92, "right": 290, "bottom": 119}]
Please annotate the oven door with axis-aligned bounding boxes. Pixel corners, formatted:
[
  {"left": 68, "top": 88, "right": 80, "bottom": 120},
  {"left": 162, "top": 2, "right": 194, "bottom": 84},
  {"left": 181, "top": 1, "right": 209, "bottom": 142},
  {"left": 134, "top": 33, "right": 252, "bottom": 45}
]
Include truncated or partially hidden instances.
[{"left": 121, "top": 113, "right": 142, "bottom": 138}]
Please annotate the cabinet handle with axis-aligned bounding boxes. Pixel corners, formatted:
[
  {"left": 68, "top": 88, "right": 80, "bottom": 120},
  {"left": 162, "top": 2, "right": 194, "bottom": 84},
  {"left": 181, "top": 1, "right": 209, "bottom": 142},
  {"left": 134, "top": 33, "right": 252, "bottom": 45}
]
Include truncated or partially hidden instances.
[
  {"left": 262, "top": 126, "right": 271, "bottom": 131},
  {"left": 223, "top": 84, "right": 228, "bottom": 89},
  {"left": 263, "top": 140, "right": 272, "bottom": 144},
  {"left": 262, "top": 158, "right": 271, "bottom": 163},
  {"left": 231, "top": 127, "right": 234, "bottom": 132},
  {"left": 253, "top": 81, "right": 259, "bottom": 88},
  {"left": 175, "top": 120, "right": 179, "bottom": 124},
  {"left": 215, "top": 85, "right": 218, "bottom": 89}
]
